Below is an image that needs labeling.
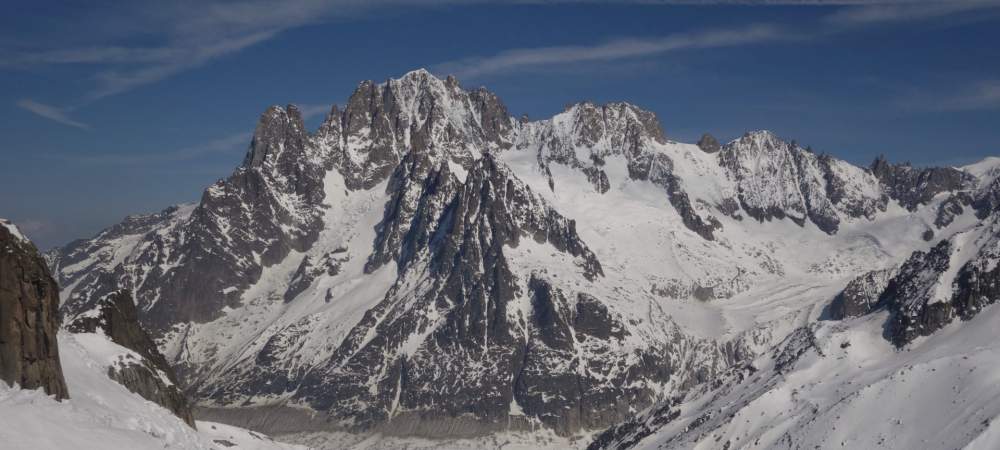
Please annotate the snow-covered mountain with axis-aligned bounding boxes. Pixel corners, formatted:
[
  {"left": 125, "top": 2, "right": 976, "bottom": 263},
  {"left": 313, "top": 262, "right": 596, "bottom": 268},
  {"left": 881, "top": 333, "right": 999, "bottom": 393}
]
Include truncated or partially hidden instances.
[{"left": 46, "top": 69, "right": 1000, "bottom": 448}]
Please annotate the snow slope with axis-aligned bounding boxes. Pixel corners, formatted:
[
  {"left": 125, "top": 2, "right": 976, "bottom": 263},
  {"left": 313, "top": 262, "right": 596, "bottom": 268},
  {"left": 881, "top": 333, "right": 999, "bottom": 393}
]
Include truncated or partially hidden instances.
[
  {"left": 597, "top": 301, "right": 1000, "bottom": 450},
  {"left": 0, "top": 332, "right": 305, "bottom": 450}
]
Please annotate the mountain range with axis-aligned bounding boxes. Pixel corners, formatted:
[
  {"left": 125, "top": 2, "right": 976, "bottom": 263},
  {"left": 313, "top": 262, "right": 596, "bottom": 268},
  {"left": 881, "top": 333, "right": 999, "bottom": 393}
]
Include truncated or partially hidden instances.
[{"left": 35, "top": 69, "right": 1000, "bottom": 449}]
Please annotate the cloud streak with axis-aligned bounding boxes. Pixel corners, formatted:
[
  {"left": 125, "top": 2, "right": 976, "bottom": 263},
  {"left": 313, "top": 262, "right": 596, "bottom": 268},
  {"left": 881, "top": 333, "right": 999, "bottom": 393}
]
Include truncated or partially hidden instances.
[
  {"left": 432, "top": 0, "right": 1000, "bottom": 80},
  {"left": 918, "top": 80, "right": 1000, "bottom": 112},
  {"left": 3, "top": 0, "right": 343, "bottom": 122},
  {"left": 434, "top": 24, "right": 783, "bottom": 79},
  {"left": 616, "top": 0, "right": 953, "bottom": 3},
  {"left": 86, "top": 30, "right": 280, "bottom": 101},
  {"left": 5, "top": 0, "right": 951, "bottom": 102},
  {"left": 49, "top": 132, "right": 250, "bottom": 165},
  {"left": 824, "top": 0, "right": 1000, "bottom": 25},
  {"left": 16, "top": 100, "right": 89, "bottom": 129},
  {"left": 0, "top": 46, "right": 182, "bottom": 67},
  {"left": 8, "top": 0, "right": 999, "bottom": 129}
]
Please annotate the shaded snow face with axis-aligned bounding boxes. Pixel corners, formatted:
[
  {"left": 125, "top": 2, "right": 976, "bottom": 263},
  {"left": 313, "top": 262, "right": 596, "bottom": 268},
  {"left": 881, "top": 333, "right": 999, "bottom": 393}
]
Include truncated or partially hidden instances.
[{"left": 46, "top": 69, "right": 1000, "bottom": 441}]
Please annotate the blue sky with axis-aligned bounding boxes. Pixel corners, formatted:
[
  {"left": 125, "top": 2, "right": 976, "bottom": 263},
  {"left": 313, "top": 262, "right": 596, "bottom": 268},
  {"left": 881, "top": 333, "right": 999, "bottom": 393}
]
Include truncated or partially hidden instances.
[{"left": 2, "top": 0, "right": 999, "bottom": 249}]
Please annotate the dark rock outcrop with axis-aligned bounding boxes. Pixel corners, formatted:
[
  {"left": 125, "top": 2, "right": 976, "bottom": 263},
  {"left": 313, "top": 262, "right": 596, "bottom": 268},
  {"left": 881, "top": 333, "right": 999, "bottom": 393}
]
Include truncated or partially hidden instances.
[
  {"left": 934, "top": 192, "right": 973, "bottom": 228},
  {"left": 696, "top": 133, "right": 720, "bottom": 153},
  {"left": 65, "top": 290, "right": 195, "bottom": 428},
  {"left": 772, "top": 326, "right": 823, "bottom": 374},
  {"left": 875, "top": 226, "right": 1000, "bottom": 347},
  {"left": 828, "top": 268, "right": 895, "bottom": 320},
  {"left": 972, "top": 175, "right": 1000, "bottom": 217},
  {"left": 951, "top": 243, "right": 1000, "bottom": 322},
  {"left": 0, "top": 220, "right": 69, "bottom": 399},
  {"left": 870, "top": 156, "right": 976, "bottom": 211},
  {"left": 365, "top": 149, "right": 462, "bottom": 274},
  {"left": 877, "top": 240, "right": 955, "bottom": 346},
  {"left": 827, "top": 207, "right": 1000, "bottom": 348}
]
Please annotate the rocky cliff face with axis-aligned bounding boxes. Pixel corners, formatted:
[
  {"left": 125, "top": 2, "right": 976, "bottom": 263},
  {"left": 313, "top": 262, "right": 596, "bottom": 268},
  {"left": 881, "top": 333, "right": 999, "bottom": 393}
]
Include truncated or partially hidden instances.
[
  {"left": 878, "top": 216, "right": 1000, "bottom": 347},
  {"left": 828, "top": 267, "right": 896, "bottom": 320},
  {"left": 870, "top": 156, "right": 976, "bottom": 211},
  {"left": 0, "top": 219, "right": 69, "bottom": 400},
  {"left": 325, "top": 70, "right": 514, "bottom": 191},
  {"left": 46, "top": 69, "right": 1000, "bottom": 443},
  {"left": 719, "top": 131, "right": 886, "bottom": 234},
  {"left": 696, "top": 133, "right": 720, "bottom": 154},
  {"left": 65, "top": 290, "right": 196, "bottom": 427}
]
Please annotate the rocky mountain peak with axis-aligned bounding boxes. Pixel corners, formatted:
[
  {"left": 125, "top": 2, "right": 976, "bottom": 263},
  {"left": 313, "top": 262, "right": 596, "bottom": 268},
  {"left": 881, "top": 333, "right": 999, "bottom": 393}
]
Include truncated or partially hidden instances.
[
  {"left": 332, "top": 69, "right": 515, "bottom": 190},
  {"left": 243, "top": 104, "right": 307, "bottom": 169},
  {"left": 558, "top": 101, "right": 667, "bottom": 148},
  {"left": 515, "top": 100, "right": 668, "bottom": 179},
  {"left": 720, "top": 129, "right": 886, "bottom": 233},
  {"left": 726, "top": 129, "right": 785, "bottom": 151},
  {"left": 389, "top": 68, "right": 448, "bottom": 91}
]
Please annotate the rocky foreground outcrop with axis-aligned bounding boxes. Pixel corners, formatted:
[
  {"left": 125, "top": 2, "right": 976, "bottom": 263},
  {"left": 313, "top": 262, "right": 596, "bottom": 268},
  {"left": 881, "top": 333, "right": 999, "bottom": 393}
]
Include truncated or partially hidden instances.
[
  {"left": 0, "top": 219, "right": 69, "bottom": 400},
  {"left": 65, "top": 289, "right": 196, "bottom": 428}
]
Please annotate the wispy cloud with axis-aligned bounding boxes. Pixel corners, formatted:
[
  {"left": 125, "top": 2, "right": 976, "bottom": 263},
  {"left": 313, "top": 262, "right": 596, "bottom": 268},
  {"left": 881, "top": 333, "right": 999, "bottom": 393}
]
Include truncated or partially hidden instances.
[
  {"left": 434, "top": 24, "right": 783, "bottom": 79},
  {"left": 3, "top": 0, "right": 349, "bottom": 126},
  {"left": 48, "top": 132, "right": 250, "bottom": 165},
  {"left": 4, "top": 0, "right": 408, "bottom": 101},
  {"left": 86, "top": 30, "right": 280, "bottom": 101},
  {"left": 622, "top": 1, "right": 939, "bottom": 3},
  {"left": 40, "top": 100, "right": 338, "bottom": 163},
  {"left": 904, "top": 80, "right": 1000, "bottom": 112},
  {"left": 8, "top": 0, "right": 999, "bottom": 129},
  {"left": 824, "top": 0, "right": 1000, "bottom": 25},
  {"left": 432, "top": 0, "right": 1000, "bottom": 80},
  {"left": 16, "top": 99, "right": 89, "bottom": 129},
  {"left": 0, "top": 46, "right": 182, "bottom": 67},
  {"left": 4, "top": 0, "right": 938, "bottom": 104}
]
